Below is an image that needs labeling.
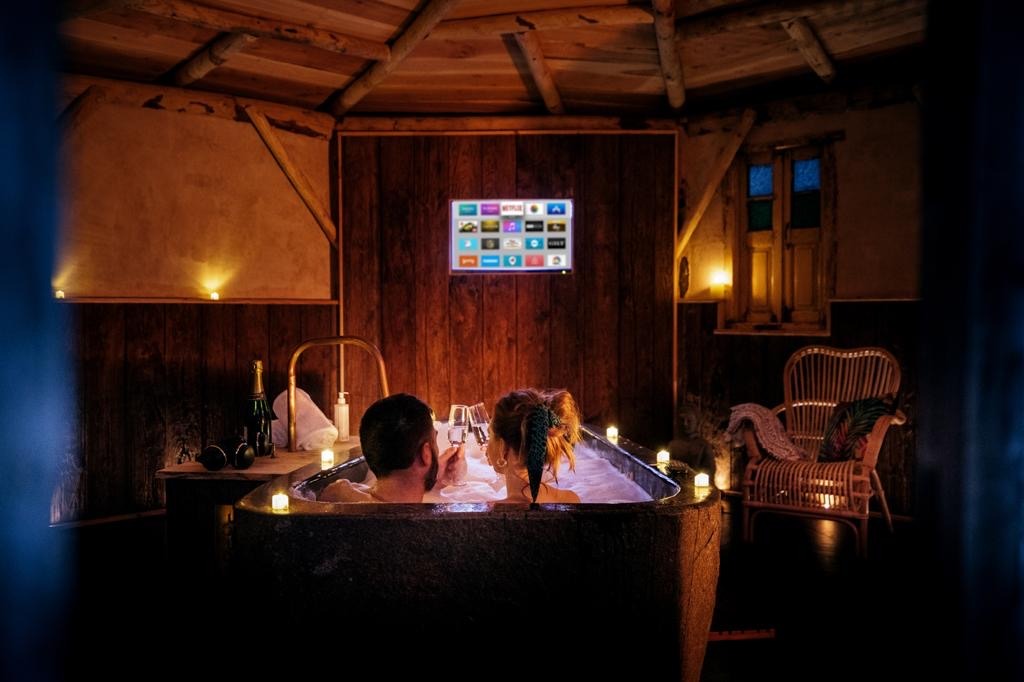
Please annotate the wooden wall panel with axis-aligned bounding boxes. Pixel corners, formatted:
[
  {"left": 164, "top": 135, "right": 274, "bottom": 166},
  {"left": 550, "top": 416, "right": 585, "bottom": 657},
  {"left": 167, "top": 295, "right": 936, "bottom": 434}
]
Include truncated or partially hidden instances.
[
  {"left": 58, "top": 303, "right": 336, "bottom": 522},
  {"left": 342, "top": 133, "right": 677, "bottom": 445}
]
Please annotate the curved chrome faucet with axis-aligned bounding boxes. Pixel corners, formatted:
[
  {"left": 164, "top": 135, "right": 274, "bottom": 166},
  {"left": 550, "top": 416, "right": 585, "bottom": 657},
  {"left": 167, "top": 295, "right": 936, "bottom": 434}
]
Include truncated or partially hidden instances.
[{"left": 286, "top": 335, "right": 390, "bottom": 452}]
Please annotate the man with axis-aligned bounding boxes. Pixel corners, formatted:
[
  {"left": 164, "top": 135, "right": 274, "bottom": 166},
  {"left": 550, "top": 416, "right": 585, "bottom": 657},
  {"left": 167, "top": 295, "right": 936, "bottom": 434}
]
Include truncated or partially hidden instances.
[{"left": 320, "top": 393, "right": 463, "bottom": 503}]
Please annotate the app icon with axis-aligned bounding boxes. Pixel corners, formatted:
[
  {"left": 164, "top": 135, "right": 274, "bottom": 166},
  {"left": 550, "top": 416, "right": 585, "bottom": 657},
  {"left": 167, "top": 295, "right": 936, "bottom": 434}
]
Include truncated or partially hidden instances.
[
  {"left": 480, "top": 203, "right": 500, "bottom": 215},
  {"left": 524, "top": 220, "right": 544, "bottom": 232},
  {"left": 547, "top": 237, "right": 566, "bottom": 249},
  {"left": 459, "top": 255, "right": 479, "bottom": 267},
  {"left": 481, "top": 219, "right": 500, "bottom": 232},
  {"left": 502, "top": 220, "right": 521, "bottom": 232},
  {"left": 503, "top": 238, "right": 523, "bottom": 249},
  {"left": 503, "top": 255, "right": 521, "bottom": 267},
  {"left": 481, "top": 255, "right": 501, "bottom": 268},
  {"left": 526, "top": 203, "right": 544, "bottom": 216},
  {"left": 547, "top": 220, "right": 566, "bottom": 232},
  {"left": 481, "top": 238, "right": 500, "bottom": 250},
  {"left": 547, "top": 254, "right": 566, "bottom": 267},
  {"left": 547, "top": 203, "right": 566, "bottom": 215},
  {"left": 458, "top": 220, "right": 479, "bottom": 232},
  {"left": 525, "top": 255, "right": 544, "bottom": 267},
  {"left": 500, "top": 202, "right": 524, "bottom": 216},
  {"left": 458, "top": 203, "right": 477, "bottom": 216},
  {"left": 458, "top": 238, "right": 478, "bottom": 250},
  {"left": 525, "top": 237, "right": 544, "bottom": 250}
]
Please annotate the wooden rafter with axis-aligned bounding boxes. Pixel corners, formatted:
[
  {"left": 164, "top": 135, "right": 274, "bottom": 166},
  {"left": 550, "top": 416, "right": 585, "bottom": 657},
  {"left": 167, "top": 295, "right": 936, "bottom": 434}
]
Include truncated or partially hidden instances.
[
  {"left": 116, "top": 0, "right": 389, "bottom": 61},
  {"left": 431, "top": 5, "right": 655, "bottom": 40},
  {"left": 63, "top": 74, "right": 336, "bottom": 139},
  {"left": 681, "top": 0, "right": 906, "bottom": 39},
  {"left": 513, "top": 32, "right": 565, "bottom": 115},
  {"left": 781, "top": 17, "right": 835, "bottom": 83},
  {"left": 62, "top": 0, "right": 133, "bottom": 21},
  {"left": 57, "top": 84, "right": 107, "bottom": 137},
  {"left": 245, "top": 105, "right": 338, "bottom": 247},
  {"left": 675, "top": 109, "right": 756, "bottom": 263},
  {"left": 168, "top": 32, "right": 257, "bottom": 87},
  {"left": 651, "top": 0, "right": 685, "bottom": 110},
  {"left": 328, "top": 0, "right": 460, "bottom": 117}
]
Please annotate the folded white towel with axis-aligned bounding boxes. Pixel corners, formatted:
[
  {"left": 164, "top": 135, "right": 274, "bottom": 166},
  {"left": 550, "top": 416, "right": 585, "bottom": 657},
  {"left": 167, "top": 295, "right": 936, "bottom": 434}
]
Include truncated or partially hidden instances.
[{"left": 271, "top": 388, "right": 338, "bottom": 452}]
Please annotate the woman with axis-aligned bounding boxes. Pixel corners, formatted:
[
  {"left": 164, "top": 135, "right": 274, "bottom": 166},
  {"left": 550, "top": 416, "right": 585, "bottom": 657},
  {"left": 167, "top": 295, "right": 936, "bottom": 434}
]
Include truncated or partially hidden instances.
[{"left": 487, "top": 388, "right": 582, "bottom": 503}]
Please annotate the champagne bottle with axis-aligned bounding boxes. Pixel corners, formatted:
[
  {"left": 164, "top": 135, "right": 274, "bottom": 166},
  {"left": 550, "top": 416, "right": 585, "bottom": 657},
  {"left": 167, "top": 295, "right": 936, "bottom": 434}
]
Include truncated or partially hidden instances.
[{"left": 245, "top": 360, "right": 273, "bottom": 457}]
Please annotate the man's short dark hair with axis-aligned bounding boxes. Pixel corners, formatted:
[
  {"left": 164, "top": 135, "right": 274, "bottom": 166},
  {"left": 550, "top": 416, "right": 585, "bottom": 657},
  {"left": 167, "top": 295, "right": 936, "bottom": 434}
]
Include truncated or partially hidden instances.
[{"left": 359, "top": 393, "right": 434, "bottom": 477}]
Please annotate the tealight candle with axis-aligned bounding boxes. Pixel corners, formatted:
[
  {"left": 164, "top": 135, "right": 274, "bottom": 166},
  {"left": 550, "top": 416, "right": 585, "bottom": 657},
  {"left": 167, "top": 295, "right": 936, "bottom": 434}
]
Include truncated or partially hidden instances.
[
  {"left": 55, "top": 289, "right": 65, "bottom": 299},
  {"left": 656, "top": 449, "right": 670, "bottom": 464},
  {"left": 271, "top": 492, "right": 289, "bottom": 512},
  {"left": 209, "top": 291, "right": 220, "bottom": 301},
  {"left": 606, "top": 426, "right": 619, "bottom": 444},
  {"left": 694, "top": 473, "right": 710, "bottom": 488},
  {"left": 321, "top": 448, "right": 335, "bottom": 469}
]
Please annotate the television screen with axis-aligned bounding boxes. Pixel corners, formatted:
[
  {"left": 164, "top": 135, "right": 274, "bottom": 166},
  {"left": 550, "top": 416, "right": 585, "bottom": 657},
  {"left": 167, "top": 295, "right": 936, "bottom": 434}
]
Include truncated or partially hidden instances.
[{"left": 450, "top": 199, "right": 573, "bottom": 273}]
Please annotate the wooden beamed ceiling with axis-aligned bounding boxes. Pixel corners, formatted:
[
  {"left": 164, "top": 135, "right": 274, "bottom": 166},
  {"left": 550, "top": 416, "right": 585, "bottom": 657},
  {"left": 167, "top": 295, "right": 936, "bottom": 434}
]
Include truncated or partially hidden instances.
[{"left": 59, "top": 0, "right": 926, "bottom": 117}]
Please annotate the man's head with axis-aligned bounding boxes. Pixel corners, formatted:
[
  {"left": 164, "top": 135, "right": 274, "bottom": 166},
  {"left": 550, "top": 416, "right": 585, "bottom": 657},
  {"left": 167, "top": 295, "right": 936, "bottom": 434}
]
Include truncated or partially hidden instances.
[{"left": 359, "top": 393, "right": 438, "bottom": 489}]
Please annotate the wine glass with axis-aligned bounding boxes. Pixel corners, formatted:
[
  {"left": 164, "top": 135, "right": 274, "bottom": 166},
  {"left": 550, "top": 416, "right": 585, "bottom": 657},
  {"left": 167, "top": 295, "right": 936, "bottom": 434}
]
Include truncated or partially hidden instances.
[
  {"left": 445, "top": 404, "right": 469, "bottom": 486},
  {"left": 468, "top": 402, "right": 490, "bottom": 447}
]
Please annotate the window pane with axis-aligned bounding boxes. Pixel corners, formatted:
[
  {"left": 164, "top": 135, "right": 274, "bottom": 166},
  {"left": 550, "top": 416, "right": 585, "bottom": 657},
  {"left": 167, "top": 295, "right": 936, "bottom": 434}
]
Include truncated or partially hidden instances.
[
  {"left": 748, "top": 164, "right": 773, "bottom": 197},
  {"left": 793, "top": 158, "right": 820, "bottom": 192},
  {"left": 748, "top": 200, "right": 773, "bottom": 231},
  {"left": 791, "top": 191, "right": 820, "bottom": 228}
]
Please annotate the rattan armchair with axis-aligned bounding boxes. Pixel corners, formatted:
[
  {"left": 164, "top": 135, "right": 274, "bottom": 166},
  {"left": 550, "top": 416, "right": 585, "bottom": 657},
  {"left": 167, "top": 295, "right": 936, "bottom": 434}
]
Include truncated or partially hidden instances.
[{"left": 741, "top": 346, "right": 906, "bottom": 557}]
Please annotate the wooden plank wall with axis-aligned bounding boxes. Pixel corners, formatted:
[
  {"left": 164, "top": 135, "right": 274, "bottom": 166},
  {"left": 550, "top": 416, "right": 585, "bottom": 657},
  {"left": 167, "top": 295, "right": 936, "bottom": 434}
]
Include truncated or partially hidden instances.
[
  {"left": 342, "top": 134, "right": 675, "bottom": 446},
  {"left": 676, "top": 300, "right": 919, "bottom": 515},
  {"left": 54, "top": 303, "right": 336, "bottom": 522}
]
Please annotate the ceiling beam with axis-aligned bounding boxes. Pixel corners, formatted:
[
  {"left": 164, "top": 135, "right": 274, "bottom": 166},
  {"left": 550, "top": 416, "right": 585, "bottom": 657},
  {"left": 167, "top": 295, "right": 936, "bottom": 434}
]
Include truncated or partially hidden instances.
[
  {"left": 328, "top": 0, "right": 460, "bottom": 117},
  {"left": 652, "top": 0, "right": 685, "bottom": 110},
  {"left": 430, "top": 5, "right": 655, "bottom": 40},
  {"left": 337, "top": 116, "right": 679, "bottom": 133},
  {"left": 781, "top": 17, "right": 835, "bottom": 83},
  {"left": 116, "top": 0, "right": 390, "bottom": 62},
  {"left": 680, "top": 0, "right": 909, "bottom": 39},
  {"left": 513, "top": 32, "right": 565, "bottom": 115},
  {"left": 168, "top": 32, "right": 257, "bottom": 87},
  {"left": 63, "top": 73, "right": 336, "bottom": 139},
  {"left": 62, "top": 0, "right": 134, "bottom": 21},
  {"left": 244, "top": 105, "right": 338, "bottom": 247},
  {"left": 675, "top": 108, "right": 756, "bottom": 263}
]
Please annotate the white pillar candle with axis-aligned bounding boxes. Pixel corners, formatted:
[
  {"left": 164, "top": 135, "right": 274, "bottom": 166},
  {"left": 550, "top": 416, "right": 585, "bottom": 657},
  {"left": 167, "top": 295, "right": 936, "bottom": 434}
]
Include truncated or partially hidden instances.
[
  {"left": 271, "top": 492, "right": 289, "bottom": 512},
  {"left": 656, "top": 449, "right": 670, "bottom": 464},
  {"left": 694, "top": 473, "right": 710, "bottom": 488},
  {"left": 606, "top": 426, "right": 619, "bottom": 444},
  {"left": 321, "top": 448, "right": 335, "bottom": 469}
]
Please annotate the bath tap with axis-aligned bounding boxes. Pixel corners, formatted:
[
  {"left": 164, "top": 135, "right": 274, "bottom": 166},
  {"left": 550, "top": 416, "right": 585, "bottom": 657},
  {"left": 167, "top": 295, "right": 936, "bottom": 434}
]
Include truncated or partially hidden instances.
[{"left": 286, "top": 336, "right": 390, "bottom": 452}]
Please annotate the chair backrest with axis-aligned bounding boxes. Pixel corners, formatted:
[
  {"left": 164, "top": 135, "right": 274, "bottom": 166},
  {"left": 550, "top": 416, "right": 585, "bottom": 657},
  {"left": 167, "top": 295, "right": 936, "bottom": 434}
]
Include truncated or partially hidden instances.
[{"left": 783, "top": 346, "right": 901, "bottom": 454}]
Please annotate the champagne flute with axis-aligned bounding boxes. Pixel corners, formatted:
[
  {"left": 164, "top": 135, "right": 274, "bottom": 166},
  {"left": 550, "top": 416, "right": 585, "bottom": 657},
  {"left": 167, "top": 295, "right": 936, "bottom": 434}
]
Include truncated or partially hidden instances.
[
  {"left": 446, "top": 404, "right": 469, "bottom": 486},
  {"left": 468, "top": 402, "right": 490, "bottom": 447}
]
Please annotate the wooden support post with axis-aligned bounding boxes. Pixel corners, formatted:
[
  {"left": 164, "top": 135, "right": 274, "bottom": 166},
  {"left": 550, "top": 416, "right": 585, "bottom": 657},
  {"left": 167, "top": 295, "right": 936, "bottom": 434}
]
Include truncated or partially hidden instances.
[
  {"left": 57, "top": 84, "right": 107, "bottom": 137},
  {"left": 245, "top": 105, "right": 338, "bottom": 247},
  {"left": 122, "top": 0, "right": 389, "bottom": 61},
  {"left": 652, "top": 0, "right": 686, "bottom": 110},
  {"left": 169, "top": 32, "right": 257, "bottom": 86},
  {"left": 674, "top": 109, "right": 756, "bottom": 263},
  {"left": 431, "top": 5, "right": 655, "bottom": 39},
  {"left": 781, "top": 17, "right": 836, "bottom": 83},
  {"left": 513, "top": 32, "right": 566, "bottom": 115},
  {"left": 328, "top": 0, "right": 460, "bottom": 116}
]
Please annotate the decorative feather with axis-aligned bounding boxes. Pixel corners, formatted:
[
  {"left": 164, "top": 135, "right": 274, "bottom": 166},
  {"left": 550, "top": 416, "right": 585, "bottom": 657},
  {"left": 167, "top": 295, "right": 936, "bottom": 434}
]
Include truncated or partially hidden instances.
[{"left": 819, "top": 397, "right": 894, "bottom": 462}]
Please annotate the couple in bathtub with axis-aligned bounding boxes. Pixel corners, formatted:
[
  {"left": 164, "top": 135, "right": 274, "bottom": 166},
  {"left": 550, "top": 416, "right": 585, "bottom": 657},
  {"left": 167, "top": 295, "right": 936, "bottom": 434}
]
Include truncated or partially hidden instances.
[{"left": 320, "top": 388, "right": 581, "bottom": 504}]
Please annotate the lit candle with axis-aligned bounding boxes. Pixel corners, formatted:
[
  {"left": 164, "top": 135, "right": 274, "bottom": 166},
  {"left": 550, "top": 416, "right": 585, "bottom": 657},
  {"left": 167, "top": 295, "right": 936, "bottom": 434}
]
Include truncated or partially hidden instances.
[
  {"left": 694, "top": 473, "right": 710, "bottom": 488},
  {"left": 606, "top": 426, "right": 619, "bottom": 444},
  {"left": 54, "top": 289, "right": 65, "bottom": 299},
  {"left": 710, "top": 269, "right": 729, "bottom": 299},
  {"left": 209, "top": 291, "right": 220, "bottom": 301},
  {"left": 271, "top": 492, "right": 289, "bottom": 512},
  {"left": 656, "top": 449, "right": 670, "bottom": 464},
  {"left": 321, "top": 448, "right": 335, "bottom": 469}
]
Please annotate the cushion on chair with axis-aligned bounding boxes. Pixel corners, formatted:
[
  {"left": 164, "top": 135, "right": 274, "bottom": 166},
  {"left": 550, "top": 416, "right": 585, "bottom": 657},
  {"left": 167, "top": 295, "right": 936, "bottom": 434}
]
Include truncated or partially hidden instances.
[{"left": 818, "top": 396, "right": 896, "bottom": 462}]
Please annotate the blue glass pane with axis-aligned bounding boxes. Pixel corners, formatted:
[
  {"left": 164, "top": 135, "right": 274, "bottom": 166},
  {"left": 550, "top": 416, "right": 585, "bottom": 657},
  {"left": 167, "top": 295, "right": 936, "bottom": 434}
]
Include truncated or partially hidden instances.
[
  {"left": 793, "top": 158, "right": 821, "bottom": 192},
  {"left": 748, "top": 164, "right": 773, "bottom": 197}
]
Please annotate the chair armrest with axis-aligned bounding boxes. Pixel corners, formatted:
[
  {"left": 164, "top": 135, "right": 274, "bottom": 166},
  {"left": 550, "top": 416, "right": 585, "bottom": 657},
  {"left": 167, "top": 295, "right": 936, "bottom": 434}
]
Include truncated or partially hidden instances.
[
  {"left": 772, "top": 403, "right": 786, "bottom": 416},
  {"left": 858, "top": 409, "right": 906, "bottom": 469}
]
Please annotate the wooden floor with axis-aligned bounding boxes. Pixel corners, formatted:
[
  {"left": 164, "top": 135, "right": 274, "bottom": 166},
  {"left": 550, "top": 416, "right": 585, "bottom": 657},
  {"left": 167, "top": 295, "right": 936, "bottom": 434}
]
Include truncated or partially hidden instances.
[{"left": 57, "top": 498, "right": 941, "bottom": 679}]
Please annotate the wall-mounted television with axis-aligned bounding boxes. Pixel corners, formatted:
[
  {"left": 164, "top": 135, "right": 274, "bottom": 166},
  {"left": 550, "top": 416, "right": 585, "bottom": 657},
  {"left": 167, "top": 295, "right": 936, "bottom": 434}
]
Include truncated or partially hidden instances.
[{"left": 450, "top": 199, "right": 573, "bottom": 274}]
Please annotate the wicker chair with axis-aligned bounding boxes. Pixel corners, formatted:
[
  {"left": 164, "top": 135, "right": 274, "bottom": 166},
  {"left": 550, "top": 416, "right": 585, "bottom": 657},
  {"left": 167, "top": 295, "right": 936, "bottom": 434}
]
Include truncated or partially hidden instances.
[{"left": 741, "top": 346, "right": 906, "bottom": 557}]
